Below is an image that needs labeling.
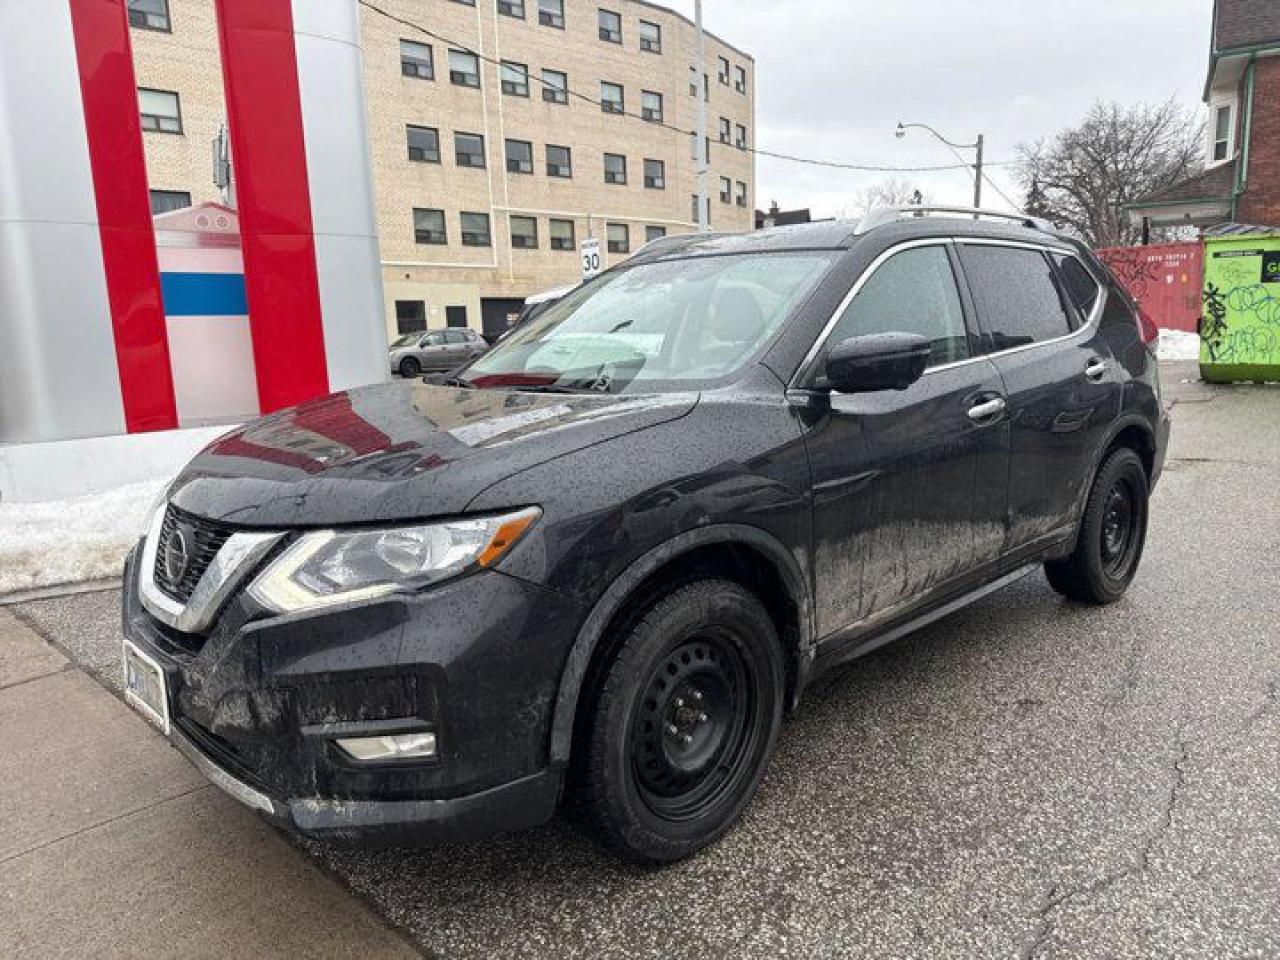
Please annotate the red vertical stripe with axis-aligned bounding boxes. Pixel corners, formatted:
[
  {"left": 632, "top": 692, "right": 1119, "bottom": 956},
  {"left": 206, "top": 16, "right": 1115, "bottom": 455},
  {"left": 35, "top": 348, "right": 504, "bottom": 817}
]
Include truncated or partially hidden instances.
[
  {"left": 67, "top": 0, "right": 178, "bottom": 433},
  {"left": 214, "top": 0, "right": 329, "bottom": 413}
]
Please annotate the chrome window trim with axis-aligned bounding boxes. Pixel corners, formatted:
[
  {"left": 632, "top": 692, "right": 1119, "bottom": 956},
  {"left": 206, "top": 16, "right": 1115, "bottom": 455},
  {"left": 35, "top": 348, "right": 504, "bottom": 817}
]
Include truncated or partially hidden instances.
[
  {"left": 138, "top": 504, "right": 284, "bottom": 634},
  {"left": 792, "top": 236, "right": 1106, "bottom": 387}
]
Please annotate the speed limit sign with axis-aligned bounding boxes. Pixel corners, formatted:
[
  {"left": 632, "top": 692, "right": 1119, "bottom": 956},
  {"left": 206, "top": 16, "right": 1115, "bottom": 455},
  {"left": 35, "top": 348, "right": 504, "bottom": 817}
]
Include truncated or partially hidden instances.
[{"left": 580, "top": 237, "right": 602, "bottom": 280}]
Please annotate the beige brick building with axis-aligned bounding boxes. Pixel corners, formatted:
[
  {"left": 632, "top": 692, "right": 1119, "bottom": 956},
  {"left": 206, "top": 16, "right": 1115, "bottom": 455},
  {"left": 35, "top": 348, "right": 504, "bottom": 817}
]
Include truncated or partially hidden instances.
[{"left": 127, "top": 0, "right": 756, "bottom": 340}]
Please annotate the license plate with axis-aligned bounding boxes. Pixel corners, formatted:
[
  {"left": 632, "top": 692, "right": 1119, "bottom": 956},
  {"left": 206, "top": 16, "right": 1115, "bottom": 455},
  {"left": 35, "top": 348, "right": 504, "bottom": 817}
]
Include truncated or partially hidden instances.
[{"left": 123, "top": 640, "right": 170, "bottom": 734}]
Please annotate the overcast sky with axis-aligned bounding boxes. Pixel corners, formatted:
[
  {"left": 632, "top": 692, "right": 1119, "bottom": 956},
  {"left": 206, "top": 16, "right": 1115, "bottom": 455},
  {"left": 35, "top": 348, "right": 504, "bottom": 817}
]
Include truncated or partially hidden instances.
[{"left": 665, "top": 0, "right": 1213, "bottom": 218}]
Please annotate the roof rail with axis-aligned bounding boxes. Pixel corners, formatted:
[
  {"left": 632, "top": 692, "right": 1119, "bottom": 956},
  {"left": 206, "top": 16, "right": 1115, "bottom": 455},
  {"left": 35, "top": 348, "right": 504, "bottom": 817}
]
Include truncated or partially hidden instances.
[{"left": 854, "top": 206, "right": 1056, "bottom": 235}]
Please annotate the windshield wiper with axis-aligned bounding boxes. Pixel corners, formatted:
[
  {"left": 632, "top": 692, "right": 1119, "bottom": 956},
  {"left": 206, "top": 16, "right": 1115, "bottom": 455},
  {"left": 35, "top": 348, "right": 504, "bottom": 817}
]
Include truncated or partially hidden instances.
[
  {"left": 444, "top": 375, "right": 478, "bottom": 389},
  {"left": 510, "top": 383, "right": 602, "bottom": 395}
]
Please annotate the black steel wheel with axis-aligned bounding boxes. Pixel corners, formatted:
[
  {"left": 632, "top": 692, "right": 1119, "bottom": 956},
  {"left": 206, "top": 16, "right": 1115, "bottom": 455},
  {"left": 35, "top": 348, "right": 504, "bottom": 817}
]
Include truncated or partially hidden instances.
[
  {"left": 399, "top": 356, "right": 421, "bottom": 378},
  {"left": 1045, "top": 447, "right": 1149, "bottom": 604},
  {"left": 573, "top": 579, "right": 784, "bottom": 863}
]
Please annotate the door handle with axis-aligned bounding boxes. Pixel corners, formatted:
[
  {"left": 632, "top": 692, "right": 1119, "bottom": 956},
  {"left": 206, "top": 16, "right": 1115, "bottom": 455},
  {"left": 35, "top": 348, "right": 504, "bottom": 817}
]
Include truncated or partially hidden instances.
[
  {"left": 967, "top": 396, "right": 1006, "bottom": 421},
  {"left": 1085, "top": 358, "right": 1109, "bottom": 381}
]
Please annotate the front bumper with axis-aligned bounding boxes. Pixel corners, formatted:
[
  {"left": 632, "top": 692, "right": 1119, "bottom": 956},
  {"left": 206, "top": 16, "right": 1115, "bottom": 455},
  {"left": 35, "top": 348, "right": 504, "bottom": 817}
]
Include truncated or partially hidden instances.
[{"left": 121, "top": 544, "right": 584, "bottom": 842}]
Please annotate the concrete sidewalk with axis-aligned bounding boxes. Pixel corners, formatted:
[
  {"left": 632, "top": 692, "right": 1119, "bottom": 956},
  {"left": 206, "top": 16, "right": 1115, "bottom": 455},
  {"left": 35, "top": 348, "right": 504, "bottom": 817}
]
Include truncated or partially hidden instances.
[{"left": 0, "top": 608, "right": 419, "bottom": 959}]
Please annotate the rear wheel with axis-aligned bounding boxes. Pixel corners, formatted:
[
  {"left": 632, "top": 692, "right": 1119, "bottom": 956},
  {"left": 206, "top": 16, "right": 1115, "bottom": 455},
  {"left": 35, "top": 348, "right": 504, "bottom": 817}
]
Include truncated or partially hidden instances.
[
  {"left": 1045, "top": 447, "right": 1149, "bottom": 604},
  {"left": 574, "top": 579, "right": 784, "bottom": 863},
  {"left": 399, "top": 357, "right": 421, "bottom": 378}
]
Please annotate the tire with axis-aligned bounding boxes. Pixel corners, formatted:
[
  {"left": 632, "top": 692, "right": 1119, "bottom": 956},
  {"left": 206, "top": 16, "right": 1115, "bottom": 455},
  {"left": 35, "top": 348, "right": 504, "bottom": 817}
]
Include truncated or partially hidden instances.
[
  {"left": 399, "top": 357, "right": 421, "bottom": 378},
  {"left": 1045, "top": 447, "right": 1149, "bottom": 604},
  {"left": 573, "top": 579, "right": 784, "bottom": 863}
]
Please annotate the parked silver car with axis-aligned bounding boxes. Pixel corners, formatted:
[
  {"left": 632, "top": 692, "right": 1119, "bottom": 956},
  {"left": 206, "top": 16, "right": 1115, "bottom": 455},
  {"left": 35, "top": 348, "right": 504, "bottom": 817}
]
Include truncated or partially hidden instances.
[{"left": 389, "top": 328, "right": 489, "bottom": 377}]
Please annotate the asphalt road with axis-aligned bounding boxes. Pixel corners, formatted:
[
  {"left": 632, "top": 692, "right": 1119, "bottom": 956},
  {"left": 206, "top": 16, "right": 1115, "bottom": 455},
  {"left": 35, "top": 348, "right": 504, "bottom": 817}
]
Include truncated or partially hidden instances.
[{"left": 11, "top": 362, "right": 1280, "bottom": 959}]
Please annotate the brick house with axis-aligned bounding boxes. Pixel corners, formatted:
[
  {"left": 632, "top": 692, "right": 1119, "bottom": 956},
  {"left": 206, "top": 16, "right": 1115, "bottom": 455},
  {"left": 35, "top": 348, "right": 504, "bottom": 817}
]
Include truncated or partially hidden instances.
[{"left": 1128, "top": 0, "right": 1280, "bottom": 233}]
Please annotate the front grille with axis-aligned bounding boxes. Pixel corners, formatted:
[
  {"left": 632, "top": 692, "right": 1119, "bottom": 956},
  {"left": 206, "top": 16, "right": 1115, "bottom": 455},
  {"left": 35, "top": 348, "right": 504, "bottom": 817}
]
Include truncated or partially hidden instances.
[{"left": 152, "top": 505, "right": 235, "bottom": 603}]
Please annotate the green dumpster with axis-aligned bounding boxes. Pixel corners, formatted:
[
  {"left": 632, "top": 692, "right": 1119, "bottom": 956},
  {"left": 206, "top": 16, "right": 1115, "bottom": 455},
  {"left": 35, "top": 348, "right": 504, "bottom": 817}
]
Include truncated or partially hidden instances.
[{"left": 1200, "top": 231, "right": 1280, "bottom": 383}]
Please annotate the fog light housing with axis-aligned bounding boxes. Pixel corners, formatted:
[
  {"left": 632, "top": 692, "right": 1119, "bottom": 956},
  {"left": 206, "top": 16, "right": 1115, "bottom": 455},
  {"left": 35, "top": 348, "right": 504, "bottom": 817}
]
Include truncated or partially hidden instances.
[{"left": 336, "top": 731, "right": 437, "bottom": 762}]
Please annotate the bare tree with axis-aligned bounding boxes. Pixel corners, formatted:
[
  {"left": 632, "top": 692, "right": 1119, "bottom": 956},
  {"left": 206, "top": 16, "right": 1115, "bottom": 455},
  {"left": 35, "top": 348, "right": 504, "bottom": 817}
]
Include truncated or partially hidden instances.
[
  {"left": 843, "top": 178, "right": 929, "bottom": 217},
  {"left": 1015, "top": 100, "right": 1203, "bottom": 248}
]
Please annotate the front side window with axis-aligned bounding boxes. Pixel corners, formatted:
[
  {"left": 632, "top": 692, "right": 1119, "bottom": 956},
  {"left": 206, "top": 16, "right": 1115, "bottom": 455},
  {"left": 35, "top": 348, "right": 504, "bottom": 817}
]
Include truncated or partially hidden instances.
[
  {"left": 413, "top": 208, "right": 446, "bottom": 245},
  {"left": 601, "top": 81, "right": 625, "bottom": 114},
  {"left": 449, "top": 49, "right": 480, "bottom": 88},
  {"left": 464, "top": 252, "right": 834, "bottom": 394},
  {"left": 827, "top": 245, "right": 970, "bottom": 369},
  {"left": 959, "top": 245, "right": 1073, "bottom": 350},
  {"left": 505, "top": 138, "right": 534, "bottom": 174},
  {"left": 607, "top": 222, "right": 630, "bottom": 254},
  {"left": 498, "top": 0, "right": 525, "bottom": 18},
  {"left": 150, "top": 189, "right": 190, "bottom": 214},
  {"left": 510, "top": 215, "right": 538, "bottom": 249},
  {"left": 639, "top": 20, "right": 661, "bottom": 53},
  {"left": 550, "top": 218, "right": 576, "bottom": 250},
  {"left": 546, "top": 144, "right": 572, "bottom": 178},
  {"left": 455, "top": 132, "right": 486, "bottom": 168},
  {"left": 128, "top": 0, "right": 170, "bottom": 31},
  {"left": 460, "top": 212, "right": 492, "bottom": 247},
  {"left": 598, "top": 8, "right": 622, "bottom": 43},
  {"left": 400, "top": 40, "right": 433, "bottom": 79},
  {"left": 644, "top": 158, "right": 665, "bottom": 189},
  {"left": 542, "top": 69, "right": 568, "bottom": 104},
  {"left": 642, "top": 90, "right": 663, "bottom": 123},
  {"left": 501, "top": 61, "right": 529, "bottom": 96},
  {"left": 538, "top": 0, "right": 565, "bottom": 28},
  {"left": 138, "top": 88, "right": 181, "bottom": 133},
  {"left": 407, "top": 125, "right": 440, "bottom": 163},
  {"left": 604, "top": 153, "right": 627, "bottom": 184}
]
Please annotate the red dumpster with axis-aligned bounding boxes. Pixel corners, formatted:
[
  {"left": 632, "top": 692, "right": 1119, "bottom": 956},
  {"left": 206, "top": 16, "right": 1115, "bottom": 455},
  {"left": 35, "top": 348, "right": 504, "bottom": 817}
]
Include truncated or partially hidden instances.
[{"left": 1097, "top": 242, "right": 1203, "bottom": 332}]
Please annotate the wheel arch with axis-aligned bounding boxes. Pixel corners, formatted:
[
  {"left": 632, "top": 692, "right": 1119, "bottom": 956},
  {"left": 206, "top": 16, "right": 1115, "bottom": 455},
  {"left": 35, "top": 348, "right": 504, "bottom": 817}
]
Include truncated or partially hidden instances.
[
  {"left": 548, "top": 524, "right": 814, "bottom": 767},
  {"left": 1053, "top": 414, "right": 1157, "bottom": 559}
]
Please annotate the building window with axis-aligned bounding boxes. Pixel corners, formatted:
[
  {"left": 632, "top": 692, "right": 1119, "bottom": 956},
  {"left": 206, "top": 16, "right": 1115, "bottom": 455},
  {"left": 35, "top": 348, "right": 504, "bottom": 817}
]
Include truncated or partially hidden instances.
[
  {"left": 642, "top": 90, "right": 663, "bottom": 123},
  {"left": 735, "top": 180, "right": 748, "bottom": 207},
  {"left": 546, "top": 144, "right": 573, "bottom": 178},
  {"left": 719, "top": 176, "right": 732, "bottom": 204},
  {"left": 395, "top": 300, "right": 426, "bottom": 334},
  {"left": 542, "top": 68, "right": 568, "bottom": 104},
  {"left": 604, "top": 153, "right": 627, "bottom": 185},
  {"left": 735, "top": 123, "right": 747, "bottom": 149},
  {"left": 413, "top": 208, "right": 447, "bottom": 245},
  {"left": 407, "top": 125, "right": 441, "bottom": 163},
  {"left": 400, "top": 40, "right": 434, "bottom": 79},
  {"left": 450, "top": 0, "right": 476, "bottom": 5},
  {"left": 510, "top": 215, "right": 538, "bottom": 249},
  {"left": 689, "top": 67, "right": 698, "bottom": 97},
  {"left": 498, "top": 0, "right": 525, "bottom": 18},
  {"left": 639, "top": 20, "right": 661, "bottom": 53},
  {"left": 717, "top": 56, "right": 730, "bottom": 84},
  {"left": 601, "top": 81, "right": 625, "bottom": 115},
  {"left": 449, "top": 49, "right": 480, "bottom": 88},
  {"left": 149, "top": 190, "right": 190, "bottom": 214},
  {"left": 455, "top": 132, "right": 486, "bottom": 167},
  {"left": 128, "top": 0, "right": 170, "bottom": 31},
  {"left": 607, "top": 222, "right": 629, "bottom": 254},
  {"left": 644, "top": 158, "right": 665, "bottom": 189},
  {"left": 505, "top": 138, "right": 534, "bottom": 174},
  {"left": 461, "top": 212, "right": 492, "bottom": 247},
  {"left": 734, "top": 65, "right": 747, "bottom": 93},
  {"left": 1211, "top": 101, "right": 1233, "bottom": 163},
  {"left": 718, "top": 117, "right": 731, "bottom": 143},
  {"left": 550, "top": 218, "right": 576, "bottom": 250},
  {"left": 691, "top": 194, "right": 709, "bottom": 225},
  {"left": 598, "top": 8, "right": 622, "bottom": 43},
  {"left": 645, "top": 225, "right": 666, "bottom": 243},
  {"left": 501, "top": 61, "right": 530, "bottom": 97},
  {"left": 138, "top": 88, "right": 182, "bottom": 134},
  {"left": 538, "top": 0, "right": 565, "bottom": 28}
]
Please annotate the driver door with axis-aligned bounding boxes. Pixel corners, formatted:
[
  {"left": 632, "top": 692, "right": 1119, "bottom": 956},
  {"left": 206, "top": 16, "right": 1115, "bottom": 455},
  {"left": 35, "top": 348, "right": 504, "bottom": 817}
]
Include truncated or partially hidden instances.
[
  {"left": 800, "top": 241, "right": 1010, "bottom": 640},
  {"left": 418, "top": 331, "right": 451, "bottom": 370}
]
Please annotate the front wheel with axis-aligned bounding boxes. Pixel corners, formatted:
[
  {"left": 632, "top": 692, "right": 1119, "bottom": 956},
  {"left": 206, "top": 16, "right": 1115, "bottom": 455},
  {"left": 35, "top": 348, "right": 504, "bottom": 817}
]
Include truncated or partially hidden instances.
[
  {"left": 1045, "top": 447, "right": 1149, "bottom": 604},
  {"left": 574, "top": 579, "right": 784, "bottom": 863},
  {"left": 399, "top": 356, "right": 421, "bottom": 378}
]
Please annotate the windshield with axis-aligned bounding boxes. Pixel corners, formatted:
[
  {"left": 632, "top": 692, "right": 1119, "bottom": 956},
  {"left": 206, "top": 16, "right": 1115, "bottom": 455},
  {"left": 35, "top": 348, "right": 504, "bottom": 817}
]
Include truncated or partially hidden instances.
[
  {"left": 463, "top": 252, "right": 833, "bottom": 394},
  {"left": 390, "top": 333, "right": 420, "bottom": 349}
]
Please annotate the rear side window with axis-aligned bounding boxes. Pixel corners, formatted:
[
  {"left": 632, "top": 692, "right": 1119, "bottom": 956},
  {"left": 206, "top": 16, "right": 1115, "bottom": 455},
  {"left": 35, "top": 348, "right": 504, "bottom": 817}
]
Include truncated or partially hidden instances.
[
  {"left": 961, "top": 245, "right": 1074, "bottom": 350},
  {"left": 827, "top": 245, "right": 970, "bottom": 368},
  {"left": 1052, "top": 253, "right": 1101, "bottom": 320}
]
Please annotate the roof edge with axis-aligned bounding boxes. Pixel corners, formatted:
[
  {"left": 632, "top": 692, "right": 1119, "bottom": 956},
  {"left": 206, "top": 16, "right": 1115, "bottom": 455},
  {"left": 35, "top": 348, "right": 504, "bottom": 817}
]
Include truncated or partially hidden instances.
[{"left": 627, "top": 0, "right": 756, "bottom": 63}]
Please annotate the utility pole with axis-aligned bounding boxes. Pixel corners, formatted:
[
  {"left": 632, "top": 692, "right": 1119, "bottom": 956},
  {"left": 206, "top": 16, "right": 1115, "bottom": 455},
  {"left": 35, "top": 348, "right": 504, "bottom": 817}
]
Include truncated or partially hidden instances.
[
  {"left": 695, "top": 0, "right": 709, "bottom": 231},
  {"left": 897, "top": 122, "right": 986, "bottom": 211},
  {"left": 973, "top": 133, "right": 984, "bottom": 209}
]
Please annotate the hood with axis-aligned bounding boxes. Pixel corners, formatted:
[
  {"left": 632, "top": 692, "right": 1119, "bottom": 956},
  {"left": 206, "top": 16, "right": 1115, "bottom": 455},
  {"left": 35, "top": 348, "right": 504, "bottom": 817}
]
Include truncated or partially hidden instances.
[{"left": 168, "top": 382, "right": 697, "bottom": 527}]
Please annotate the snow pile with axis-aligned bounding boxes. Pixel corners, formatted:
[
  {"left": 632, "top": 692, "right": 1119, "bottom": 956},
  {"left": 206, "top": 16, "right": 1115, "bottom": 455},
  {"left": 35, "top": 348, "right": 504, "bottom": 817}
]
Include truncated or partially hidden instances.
[
  {"left": 0, "top": 478, "right": 165, "bottom": 596},
  {"left": 1156, "top": 329, "right": 1201, "bottom": 362}
]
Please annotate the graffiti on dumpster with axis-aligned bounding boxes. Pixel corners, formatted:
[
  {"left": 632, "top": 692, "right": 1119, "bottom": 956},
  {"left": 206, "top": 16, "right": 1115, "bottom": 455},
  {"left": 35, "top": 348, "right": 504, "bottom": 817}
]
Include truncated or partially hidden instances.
[
  {"left": 1200, "top": 283, "right": 1229, "bottom": 361},
  {"left": 1201, "top": 244, "right": 1280, "bottom": 369}
]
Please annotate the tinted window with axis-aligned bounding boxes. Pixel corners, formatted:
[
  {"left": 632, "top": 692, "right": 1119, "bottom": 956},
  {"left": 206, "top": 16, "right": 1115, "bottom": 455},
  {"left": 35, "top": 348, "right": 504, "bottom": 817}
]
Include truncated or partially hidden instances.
[
  {"left": 1052, "top": 253, "right": 1101, "bottom": 320},
  {"left": 961, "top": 246, "right": 1074, "bottom": 350},
  {"left": 827, "top": 245, "right": 970, "bottom": 369}
]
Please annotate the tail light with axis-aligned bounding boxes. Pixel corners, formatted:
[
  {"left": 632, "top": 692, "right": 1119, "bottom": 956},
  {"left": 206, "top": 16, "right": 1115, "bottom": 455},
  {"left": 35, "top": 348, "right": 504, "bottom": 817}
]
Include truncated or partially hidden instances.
[{"left": 1136, "top": 307, "right": 1159, "bottom": 346}]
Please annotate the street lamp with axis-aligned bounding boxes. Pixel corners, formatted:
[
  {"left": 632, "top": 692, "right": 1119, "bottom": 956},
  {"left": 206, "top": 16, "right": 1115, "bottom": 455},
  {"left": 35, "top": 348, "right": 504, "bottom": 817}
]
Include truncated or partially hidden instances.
[{"left": 896, "top": 121, "right": 985, "bottom": 210}]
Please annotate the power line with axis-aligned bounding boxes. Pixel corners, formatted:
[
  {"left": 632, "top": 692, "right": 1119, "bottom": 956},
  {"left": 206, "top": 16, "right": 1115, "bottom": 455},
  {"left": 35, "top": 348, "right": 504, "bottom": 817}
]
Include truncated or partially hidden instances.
[{"left": 358, "top": 0, "right": 1013, "bottom": 175}]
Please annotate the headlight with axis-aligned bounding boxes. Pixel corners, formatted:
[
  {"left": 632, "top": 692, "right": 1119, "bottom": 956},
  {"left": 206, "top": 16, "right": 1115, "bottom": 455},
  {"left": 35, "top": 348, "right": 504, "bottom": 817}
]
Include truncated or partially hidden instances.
[{"left": 247, "top": 507, "right": 539, "bottom": 613}]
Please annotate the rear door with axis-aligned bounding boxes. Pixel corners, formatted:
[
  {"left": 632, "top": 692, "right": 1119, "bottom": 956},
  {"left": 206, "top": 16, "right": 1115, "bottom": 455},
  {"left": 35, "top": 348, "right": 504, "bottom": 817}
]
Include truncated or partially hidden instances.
[
  {"left": 956, "top": 242, "right": 1120, "bottom": 552},
  {"left": 801, "top": 240, "right": 1010, "bottom": 638}
]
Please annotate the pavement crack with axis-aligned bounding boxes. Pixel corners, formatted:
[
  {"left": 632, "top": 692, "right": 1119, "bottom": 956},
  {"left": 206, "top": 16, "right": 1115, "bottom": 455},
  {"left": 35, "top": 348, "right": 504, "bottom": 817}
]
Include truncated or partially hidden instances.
[{"left": 1018, "top": 731, "right": 1190, "bottom": 959}]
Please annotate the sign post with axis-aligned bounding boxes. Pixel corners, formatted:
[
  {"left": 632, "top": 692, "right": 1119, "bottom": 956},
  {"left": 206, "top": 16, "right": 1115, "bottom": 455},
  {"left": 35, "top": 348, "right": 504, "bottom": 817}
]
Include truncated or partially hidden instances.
[{"left": 581, "top": 236, "right": 602, "bottom": 281}]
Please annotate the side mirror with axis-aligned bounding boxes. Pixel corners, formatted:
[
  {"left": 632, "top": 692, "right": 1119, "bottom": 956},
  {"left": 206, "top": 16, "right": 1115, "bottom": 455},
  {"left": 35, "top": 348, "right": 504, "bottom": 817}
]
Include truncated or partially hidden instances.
[{"left": 823, "top": 332, "right": 931, "bottom": 393}]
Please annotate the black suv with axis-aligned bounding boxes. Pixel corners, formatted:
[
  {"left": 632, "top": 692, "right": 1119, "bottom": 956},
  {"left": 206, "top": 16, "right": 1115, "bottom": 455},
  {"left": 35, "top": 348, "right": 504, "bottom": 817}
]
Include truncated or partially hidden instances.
[{"left": 122, "top": 208, "right": 1170, "bottom": 863}]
